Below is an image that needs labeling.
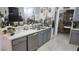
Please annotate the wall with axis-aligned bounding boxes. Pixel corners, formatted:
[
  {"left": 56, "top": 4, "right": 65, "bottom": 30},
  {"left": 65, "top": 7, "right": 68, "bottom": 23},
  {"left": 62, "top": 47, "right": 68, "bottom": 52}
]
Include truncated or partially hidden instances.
[
  {"left": 54, "top": 7, "right": 59, "bottom": 36},
  {"left": 39, "top": 7, "right": 56, "bottom": 20},
  {"left": 18, "top": 7, "right": 25, "bottom": 20},
  {"left": 34, "top": 7, "right": 40, "bottom": 21},
  {"left": 0, "top": 7, "right": 8, "bottom": 17},
  {"left": 54, "top": 7, "right": 76, "bottom": 36},
  {"left": 0, "top": 7, "right": 56, "bottom": 23},
  {"left": 24, "top": 7, "right": 40, "bottom": 22},
  {"left": 23, "top": 7, "right": 56, "bottom": 22}
]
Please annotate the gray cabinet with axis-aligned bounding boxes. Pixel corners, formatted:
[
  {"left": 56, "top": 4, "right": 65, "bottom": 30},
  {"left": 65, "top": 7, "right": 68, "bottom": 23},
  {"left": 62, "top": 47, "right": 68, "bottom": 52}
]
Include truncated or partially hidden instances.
[
  {"left": 70, "top": 30, "right": 79, "bottom": 45},
  {"left": 12, "top": 36, "right": 27, "bottom": 51},
  {"left": 38, "top": 28, "right": 51, "bottom": 47},
  {"left": 43, "top": 30, "right": 48, "bottom": 43},
  {"left": 28, "top": 33, "right": 39, "bottom": 51},
  {"left": 11, "top": 28, "right": 51, "bottom": 51},
  {"left": 38, "top": 31, "right": 44, "bottom": 47},
  {"left": 43, "top": 28, "right": 51, "bottom": 43},
  {"left": 47, "top": 28, "right": 51, "bottom": 41}
]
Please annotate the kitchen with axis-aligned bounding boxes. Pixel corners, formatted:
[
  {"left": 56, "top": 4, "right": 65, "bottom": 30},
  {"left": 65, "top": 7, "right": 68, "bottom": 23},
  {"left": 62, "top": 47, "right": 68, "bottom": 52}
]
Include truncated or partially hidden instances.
[
  {"left": 0, "top": 7, "right": 54, "bottom": 51},
  {"left": 0, "top": 7, "right": 79, "bottom": 51}
]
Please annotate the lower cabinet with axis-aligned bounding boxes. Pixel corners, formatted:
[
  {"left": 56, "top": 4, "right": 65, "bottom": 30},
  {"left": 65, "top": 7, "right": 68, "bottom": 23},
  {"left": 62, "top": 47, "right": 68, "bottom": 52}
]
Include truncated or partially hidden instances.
[
  {"left": 47, "top": 28, "right": 51, "bottom": 41},
  {"left": 38, "top": 28, "right": 51, "bottom": 48},
  {"left": 70, "top": 30, "right": 79, "bottom": 45},
  {"left": 43, "top": 28, "right": 51, "bottom": 44},
  {"left": 12, "top": 36, "right": 27, "bottom": 51},
  {"left": 43, "top": 30, "right": 48, "bottom": 43},
  {"left": 38, "top": 31, "right": 44, "bottom": 47},
  {"left": 12, "top": 41, "right": 27, "bottom": 51},
  {"left": 28, "top": 33, "right": 39, "bottom": 51},
  {"left": 11, "top": 28, "right": 51, "bottom": 51}
]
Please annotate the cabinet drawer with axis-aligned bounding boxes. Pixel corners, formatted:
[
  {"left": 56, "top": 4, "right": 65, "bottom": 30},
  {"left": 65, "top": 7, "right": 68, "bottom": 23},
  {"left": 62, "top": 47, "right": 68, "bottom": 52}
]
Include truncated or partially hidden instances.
[{"left": 12, "top": 36, "right": 27, "bottom": 46}]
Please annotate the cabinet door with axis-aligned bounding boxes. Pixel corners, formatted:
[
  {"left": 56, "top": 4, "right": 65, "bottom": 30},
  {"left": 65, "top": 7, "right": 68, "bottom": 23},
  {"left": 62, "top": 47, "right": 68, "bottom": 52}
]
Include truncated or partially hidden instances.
[
  {"left": 38, "top": 31, "right": 44, "bottom": 47},
  {"left": 12, "top": 36, "right": 27, "bottom": 51},
  {"left": 43, "top": 28, "right": 51, "bottom": 43},
  {"left": 12, "top": 40, "right": 27, "bottom": 51},
  {"left": 28, "top": 33, "right": 39, "bottom": 51},
  {"left": 47, "top": 28, "right": 51, "bottom": 41},
  {"left": 43, "top": 30, "right": 48, "bottom": 43},
  {"left": 70, "top": 30, "right": 79, "bottom": 45}
]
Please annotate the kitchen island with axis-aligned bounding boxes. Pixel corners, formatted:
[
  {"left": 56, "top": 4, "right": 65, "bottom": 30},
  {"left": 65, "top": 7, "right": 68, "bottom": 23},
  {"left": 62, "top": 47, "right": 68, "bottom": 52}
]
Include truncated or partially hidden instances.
[{"left": 0, "top": 26, "right": 51, "bottom": 51}]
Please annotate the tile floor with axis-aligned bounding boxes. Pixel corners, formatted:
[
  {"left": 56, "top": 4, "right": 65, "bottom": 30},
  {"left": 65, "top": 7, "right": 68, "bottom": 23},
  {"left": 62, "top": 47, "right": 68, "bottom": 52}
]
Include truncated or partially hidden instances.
[{"left": 37, "top": 33, "right": 78, "bottom": 51}]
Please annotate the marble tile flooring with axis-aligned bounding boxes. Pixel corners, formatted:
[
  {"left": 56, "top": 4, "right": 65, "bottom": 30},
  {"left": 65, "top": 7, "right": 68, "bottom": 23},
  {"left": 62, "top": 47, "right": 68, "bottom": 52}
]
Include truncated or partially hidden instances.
[{"left": 37, "top": 33, "right": 78, "bottom": 51}]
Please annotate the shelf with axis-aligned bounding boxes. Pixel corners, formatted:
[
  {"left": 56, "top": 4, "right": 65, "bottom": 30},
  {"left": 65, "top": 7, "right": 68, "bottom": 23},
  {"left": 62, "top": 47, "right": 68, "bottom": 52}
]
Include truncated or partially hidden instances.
[
  {"left": 64, "top": 26, "right": 71, "bottom": 29},
  {"left": 71, "top": 28, "right": 79, "bottom": 31},
  {"left": 59, "top": 8, "right": 75, "bottom": 12}
]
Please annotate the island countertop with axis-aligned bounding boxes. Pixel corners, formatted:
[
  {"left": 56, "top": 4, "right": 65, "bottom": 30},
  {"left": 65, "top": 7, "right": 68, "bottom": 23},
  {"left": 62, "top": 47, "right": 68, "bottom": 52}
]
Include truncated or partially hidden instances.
[{"left": 8, "top": 27, "right": 51, "bottom": 40}]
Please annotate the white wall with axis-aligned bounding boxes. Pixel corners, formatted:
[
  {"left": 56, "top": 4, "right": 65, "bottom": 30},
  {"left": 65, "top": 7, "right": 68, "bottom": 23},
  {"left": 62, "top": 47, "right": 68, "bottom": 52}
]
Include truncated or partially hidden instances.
[
  {"left": 54, "top": 7, "right": 59, "bottom": 36},
  {"left": 34, "top": 7, "right": 40, "bottom": 21},
  {"left": 48, "top": 7, "right": 56, "bottom": 21},
  {"left": 0, "top": 7, "right": 56, "bottom": 22},
  {"left": 23, "top": 7, "right": 56, "bottom": 21},
  {"left": 54, "top": 7, "right": 64, "bottom": 36},
  {"left": 0, "top": 7, "right": 8, "bottom": 17},
  {"left": 24, "top": 7, "right": 40, "bottom": 22},
  {"left": 0, "top": 7, "right": 57, "bottom": 23},
  {"left": 39, "top": 7, "right": 56, "bottom": 20},
  {"left": 18, "top": 7, "right": 24, "bottom": 20},
  {"left": 54, "top": 7, "right": 76, "bottom": 36}
]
